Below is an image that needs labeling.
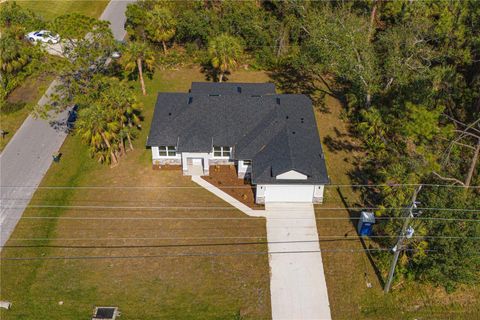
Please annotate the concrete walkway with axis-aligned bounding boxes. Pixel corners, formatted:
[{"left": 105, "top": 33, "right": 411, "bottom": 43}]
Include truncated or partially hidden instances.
[
  {"left": 0, "top": 0, "right": 134, "bottom": 250},
  {"left": 191, "top": 176, "right": 264, "bottom": 217},
  {"left": 191, "top": 177, "right": 331, "bottom": 319}
]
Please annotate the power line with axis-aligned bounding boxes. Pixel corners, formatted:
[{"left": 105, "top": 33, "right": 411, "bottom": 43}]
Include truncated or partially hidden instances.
[
  {"left": 12, "top": 216, "right": 480, "bottom": 221},
  {"left": 1, "top": 183, "right": 479, "bottom": 189},
  {"left": 0, "top": 248, "right": 436, "bottom": 262},
  {"left": 7, "top": 235, "right": 480, "bottom": 242},
  {"left": 2, "top": 204, "right": 478, "bottom": 212}
]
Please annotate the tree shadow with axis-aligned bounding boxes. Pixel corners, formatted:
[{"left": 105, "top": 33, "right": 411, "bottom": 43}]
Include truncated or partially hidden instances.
[
  {"left": 268, "top": 61, "right": 351, "bottom": 114},
  {"left": 199, "top": 62, "right": 231, "bottom": 83},
  {"left": 336, "top": 187, "right": 385, "bottom": 287},
  {"left": 323, "top": 125, "right": 363, "bottom": 154},
  {"left": 1, "top": 101, "right": 27, "bottom": 114}
]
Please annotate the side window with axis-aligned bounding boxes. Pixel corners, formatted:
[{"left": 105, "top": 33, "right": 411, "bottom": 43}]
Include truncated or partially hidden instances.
[
  {"left": 159, "top": 146, "right": 167, "bottom": 156},
  {"left": 213, "top": 146, "right": 231, "bottom": 157},
  {"left": 213, "top": 146, "right": 222, "bottom": 157},
  {"left": 167, "top": 146, "right": 176, "bottom": 156},
  {"left": 223, "top": 147, "right": 231, "bottom": 157},
  {"left": 159, "top": 146, "right": 176, "bottom": 156}
]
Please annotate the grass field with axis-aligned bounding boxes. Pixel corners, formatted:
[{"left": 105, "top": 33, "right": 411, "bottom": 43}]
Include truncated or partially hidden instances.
[
  {"left": 16, "top": 0, "right": 109, "bottom": 20},
  {"left": 0, "top": 67, "right": 272, "bottom": 319},
  {"left": 1, "top": 65, "right": 479, "bottom": 319}
]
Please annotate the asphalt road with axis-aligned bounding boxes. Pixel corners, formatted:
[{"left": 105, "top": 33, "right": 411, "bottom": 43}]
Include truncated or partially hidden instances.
[
  {"left": 0, "top": 0, "right": 134, "bottom": 250},
  {"left": 100, "top": 0, "right": 136, "bottom": 41}
]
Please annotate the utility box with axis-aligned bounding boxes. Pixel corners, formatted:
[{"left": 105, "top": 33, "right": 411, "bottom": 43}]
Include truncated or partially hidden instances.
[{"left": 358, "top": 211, "right": 375, "bottom": 236}]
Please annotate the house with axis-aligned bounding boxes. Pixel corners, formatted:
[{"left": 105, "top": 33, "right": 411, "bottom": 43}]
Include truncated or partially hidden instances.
[{"left": 146, "top": 82, "right": 329, "bottom": 204}]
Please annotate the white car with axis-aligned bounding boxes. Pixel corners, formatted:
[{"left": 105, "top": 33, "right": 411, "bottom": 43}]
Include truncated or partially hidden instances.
[{"left": 26, "top": 30, "right": 60, "bottom": 44}]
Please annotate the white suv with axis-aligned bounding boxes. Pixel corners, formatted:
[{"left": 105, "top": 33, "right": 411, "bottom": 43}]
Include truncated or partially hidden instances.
[{"left": 26, "top": 30, "right": 60, "bottom": 44}]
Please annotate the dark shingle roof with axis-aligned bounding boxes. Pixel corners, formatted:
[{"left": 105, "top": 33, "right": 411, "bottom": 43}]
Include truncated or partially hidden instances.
[
  {"left": 146, "top": 83, "right": 329, "bottom": 185},
  {"left": 190, "top": 82, "right": 276, "bottom": 95}
]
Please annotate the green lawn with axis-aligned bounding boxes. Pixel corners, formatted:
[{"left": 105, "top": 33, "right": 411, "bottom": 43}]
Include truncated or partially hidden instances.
[
  {"left": 1, "top": 64, "right": 479, "bottom": 319},
  {"left": 0, "top": 67, "right": 272, "bottom": 320},
  {"left": 16, "top": 0, "right": 109, "bottom": 20},
  {"left": 0, "top": 73, "right": 54, "bottom": 151}
]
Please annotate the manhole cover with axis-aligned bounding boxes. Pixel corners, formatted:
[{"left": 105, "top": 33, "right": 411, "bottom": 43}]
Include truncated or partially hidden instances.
[{"left": 92, "top": 306, "right": 119, "bottom": 320}]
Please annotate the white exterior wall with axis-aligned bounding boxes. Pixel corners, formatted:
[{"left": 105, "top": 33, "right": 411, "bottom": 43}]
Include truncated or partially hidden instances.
[
  {"left": 237, "top": 160, "right": 252, "bottom": 178},
  {"left": 151, "top": 146, "right": 160, "bottom": 161},
  {"left": 151, "top": 146, "right": 181, "bottom": 166},
  {"left": 313, "top": 185, "right": 325, "bottom": 203},
  {"left": 151, "top": 146, "right": 237, "bottom": 172}
]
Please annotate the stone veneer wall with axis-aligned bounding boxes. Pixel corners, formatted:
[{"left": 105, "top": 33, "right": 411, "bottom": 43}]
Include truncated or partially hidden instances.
[{"left": 152, "top": 158, "right": 182, "bottom": 169}]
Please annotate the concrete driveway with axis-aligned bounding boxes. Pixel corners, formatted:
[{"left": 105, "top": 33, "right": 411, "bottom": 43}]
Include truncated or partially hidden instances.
[
  {"left": 266, "top": 203, "right": 331, "bottom": 320},
  {"left": 192, "top": 177, "right": 331, "bottom": 319},
  {"left": 0, "top": 0, "right": 134, "bottom": 250}
]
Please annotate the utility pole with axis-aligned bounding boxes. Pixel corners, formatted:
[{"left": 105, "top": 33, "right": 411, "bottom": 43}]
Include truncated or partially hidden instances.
[{"left": 384, "top": 185, "right": 422, "bottom": 293}]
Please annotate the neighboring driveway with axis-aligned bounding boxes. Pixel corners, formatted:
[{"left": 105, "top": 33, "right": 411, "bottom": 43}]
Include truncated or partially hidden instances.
[
  {"left": 266, "top": 203, "right": 331, "bottom": 320},
  {"left": 0, "top": 0, "right": 134, "bottom": 250},
  {"left": 192, "top": 177, "right": 331, "bottom": 319}
]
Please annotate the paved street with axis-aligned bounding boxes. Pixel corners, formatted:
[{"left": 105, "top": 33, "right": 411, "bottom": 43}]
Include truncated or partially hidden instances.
[
  {"left": 100, "top": 0, "right": 136, "bottom": 41},
  {"left": 0, "top": 0, "right": 133, "bottom": 250}
]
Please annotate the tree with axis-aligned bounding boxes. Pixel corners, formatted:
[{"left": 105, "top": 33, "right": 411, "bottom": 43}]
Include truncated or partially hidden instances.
[
  {"left": 75, "top": 76, "right": 143, "bottom": 164},
  {"left": 145, "top": 6, "right": 176, "bottom": 54},
  {"left": 76, "top": 102, "right": 120, "bottom": 165},
  {"left": 0, "top": 35, "right": 29, "bottom": 89},
  {"left": 99, "top": 78, "right": 142, "bottom": 152},
  {"left": 36, "top": 14, "right": 117, "bottom": 115},
  {"left": 121, "top": 41, "right": 155, "bottom": 95},
  {"left": 0, "top": 1, "right": 44, "bottom": 32},
  {"left": 304, "top": 5, "right": 380, "bottom": 107},
  {"left": 0, "top": 29, "right": 42, "bottom": 100},
  {"left": 207, "top": 34, "right": 243, "bottom": 82}
]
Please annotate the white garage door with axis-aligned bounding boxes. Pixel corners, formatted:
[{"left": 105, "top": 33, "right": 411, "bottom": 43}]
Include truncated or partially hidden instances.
[{"left": 265, "top": 185, "right": 314, "bottom": 203}]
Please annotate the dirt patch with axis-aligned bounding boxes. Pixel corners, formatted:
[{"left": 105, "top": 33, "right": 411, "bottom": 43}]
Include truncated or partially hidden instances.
[
  {"left": 7, "top": 73, "right": 53, "bottom": 104},
  {"left": 202, "top": 165, "right": 264, "bottom": 210}
]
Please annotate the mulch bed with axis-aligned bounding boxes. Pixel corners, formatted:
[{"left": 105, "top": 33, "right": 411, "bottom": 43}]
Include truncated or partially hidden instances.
[
  {"left": 202, "top": 165, "right": 264, "bottom": 210},
  {"left": 152, "top": 164, "right": 182, "bottom": 170}
]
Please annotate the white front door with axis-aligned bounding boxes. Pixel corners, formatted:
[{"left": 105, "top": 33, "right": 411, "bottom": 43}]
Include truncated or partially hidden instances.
[{"left": 192, "top": 158, "right": 202, "bottom": 165}]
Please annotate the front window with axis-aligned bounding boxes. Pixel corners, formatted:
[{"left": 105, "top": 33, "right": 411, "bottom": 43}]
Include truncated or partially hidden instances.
[
  {"left": 159, "top": 146, "right": 176, "bottom": 157},
  {"left": 213, "top": 146, "right": 231, "bottom": 158}
]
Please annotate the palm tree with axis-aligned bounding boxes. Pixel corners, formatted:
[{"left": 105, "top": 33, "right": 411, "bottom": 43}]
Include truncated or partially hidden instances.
[
  {"left": 121, "top": 41, "right": 155, "bottom": 95},
  {"left": 100, "top": 79, "right": 142, "bottom": 151},
  {"left": 207, "top": 34, "right": 243, "bottom": 82},
  {"left": 0, "top": 35, "right": 29, "bottom": 89},
  {"left": 145, "top": 6, "right": 176, "bottom": 54},
  {"left": 76, "top": 103, "right": 120, "bottom": 165}
]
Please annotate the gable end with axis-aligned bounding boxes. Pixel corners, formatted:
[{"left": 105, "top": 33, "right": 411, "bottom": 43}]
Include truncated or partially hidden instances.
[{"left": 276, "top": 170, "right": 308, "bottom": 180}]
